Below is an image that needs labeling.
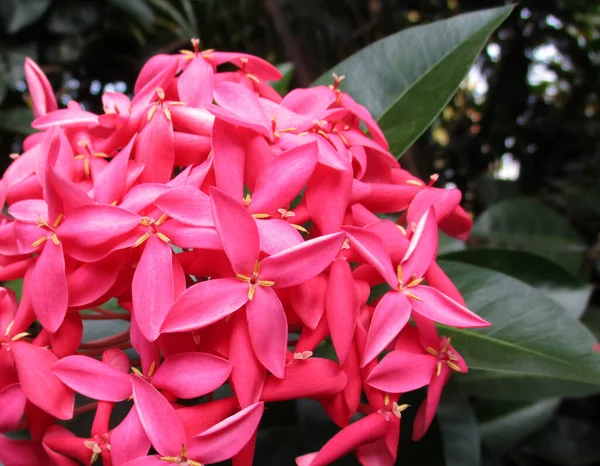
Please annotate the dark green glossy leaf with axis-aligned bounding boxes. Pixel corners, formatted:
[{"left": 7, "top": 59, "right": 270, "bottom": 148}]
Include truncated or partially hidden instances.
[
  {"left": 47, "top": 2, "right": 100, "bottom": 34},
  {"left": 0, "top": 0, "right": 51, "bottom": 34},
  {"left": 442, "top": 249, "right": 593, "bottom": 318},
  {"left": 2, "top": 278, "right": 23, "bottom": 302},
  {"left": 437, "top": 378, "right": 481, "bottom": 466},
  {"left": 475, "top": 398, "right": 560, "bottom": 453},
  {"left": 438, "top": 231, "right": 466, "bottom": 255},
  {"left": 269, "top": 62, "right": 295, "bottom": 96},
  {"left": 438, "top": 260, "right": 600, "bottom": 400},
  {"left": 471, "top": 197, "right": 587, "bottom": 275},
  {"left": 106, "top": 0, "right": 155, "bottom": 28},
  {"left": 313, "top": 6, "right": 514, "bottom": 157}
]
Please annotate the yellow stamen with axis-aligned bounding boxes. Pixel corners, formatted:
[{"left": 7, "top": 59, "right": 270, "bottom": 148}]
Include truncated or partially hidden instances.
[
  {"left": 397, "top": 225, "right": 407, "bottom": 235},
  {"left": 133, "top": 233, "right": 151, "bottom": 248},
  {"left": 396, "top": 264, "right": 403, "bottom": 286},
  {"left": 94, "top": 152, "right": 109, "bottom": 158},
  {"left": 163, "top": 108, "right": 172, "bottom": 121},
  {"left": 407, "top": 277, "right": 423, "bottom": 288},
  {"left": 140, "top": 217, "right": 154, "bottom": 226},
  {"left": 248, "top": 285, "right": 256, "bottom": 301},
  {"left": 37, "top": 216, "right": 50, "bottom": 228},
  {"left": 131, "top": 367, "right": 143, "bottom": 376},
  {"left": 337, "top": 132, "right": 349, "bottom": 146},
  {"left": 279, "top": 127, "right": 297, "bottom": 133},
  {"left": 258, "top": 280, "right": 275, "bottom": 287},
  {"left": 148, "top": 361, "right": 156, "bottom": 377},
  {"left": 243, "top": 193, "right": 252, "bottom": 207},
  {"left": 236, "top": 273, "right": 251, "bottom": 283},
  {"left": 447, "top": 361, "right": 461, "bottom": 372},
  {"left": 252, "top": 213, "right": 270, "bottom": 219},
  {"left": 53, "top": 213, "right": 64, "bottom": 228},
  {"left": 442, "top": 337, "right": 452, "bottom": 353},
  {"left": 406, "top": 179, "right": 425, "bottom": 186},
  {"left": 253, "top": 260, "right": 261, "bottom": 276},
  {"left": 84, "top": 158, "right": 91, "bottom": 178},
  {"left": 392, "top": 402, "right": 409, "bottom": 418},
  {"left": 426, "top": 347, "right": 438, "bottom": 356},
  {"left": 156, "top": 213, "right": 169, "bottom": 226},
  {"left": 384, "top": 393, "right": 390, "bottom": 406},
  {"left": 317, "top": 130, "right": 329, "bottom": 139},
  {"left": 156, "top": 88, "right": 165, "bottom": 100},
  {"left": 147, "top": 105, "right": 158, "bottom": 121},
  {"left": 157, "top": 232, "right": 171, "bottom": 243},
  {"left": 11, "top": 332, "right": 30, "bottom": 341},
  {"left": 404, "top": 291, "right": 422, "bottom": 301},
  {"left": 74, "top": 154, "right": 85, "bottom": 160},
  {"left": 293, "top": 351, "right": 313, "bottom": 360},
  {"left": 291, "top": 224, "right": 308, "bottom": 233},
  {"left": 5, "top": 321, "right": 14, "bottom": 336},
  {"left": 247, "top": 74, "right": 260, "bottom": 84},
  {"left": 31, "top": 236, "right": 47, "bottom": 248},
  {"left": 436, "top": 361, "right": 442, "bottom": 376},
  {"left": 51, "top": 233, "right": 60, "bottom": 245}
]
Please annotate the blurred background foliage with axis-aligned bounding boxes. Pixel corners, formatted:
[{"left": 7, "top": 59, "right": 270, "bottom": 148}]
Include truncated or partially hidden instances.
[{"left": 1, "top": 0, "right": 600, "bottom": 465}]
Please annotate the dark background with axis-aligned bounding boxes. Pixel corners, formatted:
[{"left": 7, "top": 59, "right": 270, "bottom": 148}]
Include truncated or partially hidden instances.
[{"left": 1, "top": 1, "right": 600, "bottom": 464}]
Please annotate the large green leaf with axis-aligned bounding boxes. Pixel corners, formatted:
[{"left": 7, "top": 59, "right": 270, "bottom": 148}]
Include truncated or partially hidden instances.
[
  {"left": 269, "top": 62, "right": 295, "bottom": 96},
  {"left": 313, "top": 6, "right": 514, "bottom": 157},
  {"left": 438, "top": 260, "right": 600, "bottom": 400},
  {"left": 0, "top": 0, "right": 51, "bottom": 34},
  {"left": 437, "top": 378, "right": 481, "bottom": 466},
  {"left": 442, "top": 249, "right": 592, "bottom": 318},
  {"left": 0, "top": 107, "right": 35, "bottom": 135},
  {"left": 475, "top": 398, "right": 560, "bottom": 453},
  {"left": 107, "top": 0, "right": 155, "bottom": 28},
  {"left": 471, "top": 197, "right": 587, "bottom": 275}
]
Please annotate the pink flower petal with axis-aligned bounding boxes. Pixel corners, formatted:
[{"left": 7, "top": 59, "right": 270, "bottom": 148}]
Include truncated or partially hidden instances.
[
  {"left": 297, "top": 413, "right": 389, "bottom": 466},
  {"left": 362, "top": 291, "right": 411, "bottom": 366},
  {"left": 212, "top": 119, "right": 246, "bottom": 201},
  {"left": 229, "top": 311, "right": 266, "bottom": 407},
  {"left": 411, "top": 285, "right": 490, "bottom": 328},
  {"left": 305, "top": 165, "right": 353, "bottom": 234},
  {"left": 260, "top": 232, "right": 345, "bottom": 288},
  {"left": 67, "top": 260, "right": 121, "bottom": 308},
  {"left": 131, "top": 376, "right": 186, "bottom": 457},
  {"left": 188, "top": 402, "right": 264, "bottom": 464},
  {"left": 11, "top": 341, "right": 74, "bottom": 420},
  {"left": 132, "top": 235, "right": 174, "bottom": 341},
  {"left": 50, "top": 313, "right": 83, "bottom": 358},
  {"left": 131, "top": 58, "right": 178, "bottom": 107},
  {"left": 178, "top": 57, "right": 214, "bottom": 108},
  {"left": 342, "top": 226, "right": 397, "bottom": 288},
  {"left": 289, "top": 275, "right": 327, "bottom": 330},
  {"left": 210, "top": 187, "right": 259, "bottom": 275},
  {"left": 135, "top": 109, "right": 174, "bottom": 183},
  {"left": 152, "top": 352, "right": 232, "bottom": 399},
  {"left": 155, "top": 186, "right": 213, "bottom": 227},
  {"left": 0, "top": 384, "right": 26, "bottom": 431},
  {"left": 162, "top": 278, "right": 249, "bottom": 333},
  {"left": 401, "top": 208, "right": 438, "bottom": 280},
  {"left": 94, "top": 135, "right": 138, "bottom": 205},
  {"left": 249, "top": 142, "right": 318, "bottom": 215},
  {"left": 413, "top": 368, "right": 450, "bottom": 441},
  {"left": 255, "top": 218, "right": 303, "bottom": 255},
  {"left": 31, "top": 241, "right": 68, "bottom": 333},
  {"left": 261, "top": 358, "right": 347, "bottom": 401},
  {"left": 0, "top": 436, "right": 50, "bottom": 465},
  {"left": 24, "top": 57, "right": 57, "bottom": 118},
  {"left": 367, "top": 350, "right": 437, "bottom": 393},
  {"left": 110, "top": 407, "right": 152, "bottom": 466},
  {"left": 57, "top": 205, "right": 141, "bottom": 248},
  {"left": 326, "top": 259, "right": 359, "bottom": 366},
  {"left": 52, "top": 355, "right": 131, "bottom": 402},
  {"left": 212, "top": 82, "right": 271, "bottom": 136},
  {"left": 246, "top": 286, "right": 288, "bottom": 379}
]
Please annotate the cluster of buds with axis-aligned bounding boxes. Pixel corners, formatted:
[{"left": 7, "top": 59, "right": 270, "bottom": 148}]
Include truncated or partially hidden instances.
[{"left": 0, "top": 41, "right": 489, "bottom": 466}]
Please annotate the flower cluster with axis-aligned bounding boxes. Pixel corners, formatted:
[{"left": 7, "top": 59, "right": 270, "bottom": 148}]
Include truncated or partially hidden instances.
[{"left": 0, "top": 42, "right": 489, "bottom": 466}]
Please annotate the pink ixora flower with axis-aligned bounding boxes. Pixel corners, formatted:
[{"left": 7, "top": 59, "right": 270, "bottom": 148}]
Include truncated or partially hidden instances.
[{"left": 0, "top": 40, "right": 490, "bottom": 466}]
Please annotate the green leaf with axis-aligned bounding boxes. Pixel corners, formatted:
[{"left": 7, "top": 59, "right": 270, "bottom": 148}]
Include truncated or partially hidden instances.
[
  {"left": 147, "top": 0, "right": 195, "bottom": 37},
  {"left": 475, "top": 398, "right": 560, "bottom": 453},
  {"left": 442, "top": 249, "right": 593, "bottom": 318},
  {"left": 2, "top": 278, "right": 23, "bottom": 302},
  {"left": 313, "top": 6, "right": 514, "bottom": 157},
  {"left": 106, "top": 0, "right": 155, "bottom": 28},
  {"left": 437, "top": 378, "right": 481, "bottom": 466},
  {"left": 471, "top": 197, "right": 587, "bottom": 275},
  {"left": 0, "top": 0, "right": 51, "bottom": 34},
  {"left": 269, "top": 62, "right": 295, "bottom": 96},
  {"left": 438, "top": 260, "right": 600, "bottom": 400},
  {"left": 438, "top": 231, "right": 466, "bottom": 255},
  {"left": 0, "top": 107, "right": 35, "bottom": 135}
]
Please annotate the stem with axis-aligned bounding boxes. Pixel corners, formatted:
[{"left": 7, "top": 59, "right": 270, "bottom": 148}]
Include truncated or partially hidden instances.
[
  {"left": 79, "top": 330, "right": 131, "bottom": 349},
  {"left": 74, "top": 402, "right": 98, "bottom": 416},
  {"left": 78, "top": 341, "right": 132, "bottom": 357}
]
